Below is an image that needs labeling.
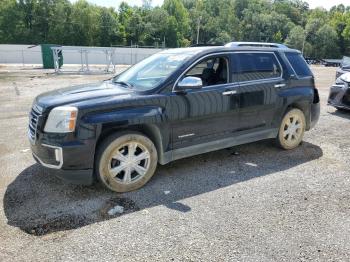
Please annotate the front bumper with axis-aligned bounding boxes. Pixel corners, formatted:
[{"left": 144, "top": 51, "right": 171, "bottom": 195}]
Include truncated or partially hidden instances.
[
  {"left": 29, "top": 131, "right": 96, "bottom": 185},
  {"left": 328, "top": 83, "right": 350, "bottom": 110},
  {"left": 32, "top": 152, "right": 94, "bottom": 185}
]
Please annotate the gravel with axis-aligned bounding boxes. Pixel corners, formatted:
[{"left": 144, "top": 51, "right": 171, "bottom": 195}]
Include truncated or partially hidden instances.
[{"left": 1, "top": 65, "right": 350, "bottom": 261}]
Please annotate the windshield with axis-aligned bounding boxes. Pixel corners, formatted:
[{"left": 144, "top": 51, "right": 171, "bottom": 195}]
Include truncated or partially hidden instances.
[
  {"left": 113, "top": 52, "right": 193, "bottom": 91},
  {"left": 342, "top": 56, "right": 350, "bottom": 68}
]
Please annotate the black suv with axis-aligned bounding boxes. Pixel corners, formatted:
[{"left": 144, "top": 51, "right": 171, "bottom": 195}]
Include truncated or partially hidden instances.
[{"left": 29, "top": 44, "right": 320, "bottom": 192}]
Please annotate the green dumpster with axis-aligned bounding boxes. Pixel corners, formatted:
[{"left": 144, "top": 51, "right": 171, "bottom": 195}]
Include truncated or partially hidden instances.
[{"left": 41, "top": 44, "right": 63, "bottom": 69}]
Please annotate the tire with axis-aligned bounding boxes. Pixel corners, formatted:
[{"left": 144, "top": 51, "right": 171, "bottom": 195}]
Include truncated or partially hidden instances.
[
  {"left": 276, "top": 108, "right": 306, "bottom": 150},
  {"left": 96, "top": 132, "right": 158, "bottom": 192}
]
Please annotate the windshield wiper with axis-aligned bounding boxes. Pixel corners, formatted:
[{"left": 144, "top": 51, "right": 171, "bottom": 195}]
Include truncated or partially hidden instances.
[{"left": 112, "top": 80, "right": 133, "bottom": 89}]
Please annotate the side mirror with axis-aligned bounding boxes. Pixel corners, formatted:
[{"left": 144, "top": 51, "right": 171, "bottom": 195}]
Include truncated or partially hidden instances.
[{"left": 176, "top": 76, "right": 203, "bottom": 91}]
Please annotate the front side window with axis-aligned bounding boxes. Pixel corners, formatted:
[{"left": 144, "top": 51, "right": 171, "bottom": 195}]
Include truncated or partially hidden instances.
[
  {"left": 232, "top": 52, "right": 282, "bottom": 82},
  {"left": 184, "top": 56, "right": 229, "bottom": 87},
  {"left": 113, "top": 52, "right": 193, "bottom": 91}
]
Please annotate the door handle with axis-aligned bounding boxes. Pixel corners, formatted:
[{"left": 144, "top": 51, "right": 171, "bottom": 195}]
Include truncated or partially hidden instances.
[
  {"left": 222, "top": 90, "right": 237, "bottom": 96},
  {"left": 274, "top": 83, "right": 286, "bottom": 88}
]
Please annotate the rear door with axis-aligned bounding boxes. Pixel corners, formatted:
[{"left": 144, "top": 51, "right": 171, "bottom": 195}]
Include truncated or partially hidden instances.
[{"left": 231, "top": 52, "right": 285, "bottom": 132}]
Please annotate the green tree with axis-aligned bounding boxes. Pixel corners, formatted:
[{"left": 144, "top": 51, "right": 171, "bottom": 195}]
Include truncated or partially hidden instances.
[
  {"left": 0, "top": 0, "right": 349, "bottom": 58},
  {"left": 313, "top": 24, "right": 340, "bottom": 59},
  {"left": 98, "top": 8, "right": 122, "bottom": 46},
  {"left": 70, "top": 0, "right": 99, "bottom": 46},
  {"left": 47, "top": 0, "right": 74, "bottom": 45},
  {"left": 165, "top": 16, "right": 180, "bottom": 47},
  {"left": 285, "top": 25, "right": 305, "bottom": 50},
  {"left": 329, "top": 8, "right": 348, "bottom": 55},
  {"left": 126, "top": 10, "right": 145, "bottom": 45},
  {"left": 163, "top": 0, "right": 190, "bottom": 46},
  {"left": 0, "top": 0, "right": 25, "bottom": 43},
  {"left": 141, "top": 7, "right": 168, "bottom": 46}
]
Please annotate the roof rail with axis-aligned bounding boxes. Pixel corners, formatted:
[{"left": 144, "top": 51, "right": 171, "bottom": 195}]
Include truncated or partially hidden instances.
[
  {"left": 190, "top": 43, "right": 223, "bottom": 47},
  {"left": 225, "top": 42, "right": 288, "bottom": 49}
]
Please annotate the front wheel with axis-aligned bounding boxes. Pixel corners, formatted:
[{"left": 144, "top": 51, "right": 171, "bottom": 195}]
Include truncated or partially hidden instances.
[
  {"left": 96, "top": 132, "right": 158, "bottom": 192},
  {"left": 276, "top": 108, "right": 306, "bottom": 150}
]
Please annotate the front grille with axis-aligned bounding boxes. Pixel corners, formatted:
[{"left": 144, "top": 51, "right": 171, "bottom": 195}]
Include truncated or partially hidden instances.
[{"left": 28, "top": 104, "right": 43, "bottom": 143}]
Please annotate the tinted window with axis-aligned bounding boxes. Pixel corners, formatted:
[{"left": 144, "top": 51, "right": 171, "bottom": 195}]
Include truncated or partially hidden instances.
[
  {"left": 285, "top": 52, "right": 313, "bottom": 77},
  {"left": 232, "top": 52, "right": 281, "bottom": 82},
  {"left": 185, "top": 56, "right": 229, "bottom": 87}
]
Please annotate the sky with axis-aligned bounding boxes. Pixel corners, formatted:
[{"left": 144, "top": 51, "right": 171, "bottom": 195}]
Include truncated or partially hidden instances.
[{"left": 70, "top": 0, "right": 350, "bottom": 10}]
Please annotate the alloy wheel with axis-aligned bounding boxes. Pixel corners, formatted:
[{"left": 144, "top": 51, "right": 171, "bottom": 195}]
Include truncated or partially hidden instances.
[
  {"left": 107, "top": 142, "right": 151, "bottom": 184},
  {"left": 277, "top": 108, "right": 306, "bottom": 150},
  {"left": 282, "top": 115, "right": 303, "bottom": 144}
]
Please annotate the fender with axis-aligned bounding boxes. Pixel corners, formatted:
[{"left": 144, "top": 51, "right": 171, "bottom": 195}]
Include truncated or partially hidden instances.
[
  {"left": 81, "top": 106, "right": 171, "bottom": 165},
  {"left": 278, "top": 86, "right": 314, "bottom": 100},
  {"left": 278, "top": 86, "right": 314, "bottom": 130},
  {"left": 81, "top": 106, "right": 165, "bottom": 126}
]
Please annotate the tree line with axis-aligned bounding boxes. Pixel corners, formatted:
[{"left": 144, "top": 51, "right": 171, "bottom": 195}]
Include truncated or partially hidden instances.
[{"left": 1, "top": 0, "right": 350, "bottom": 59}]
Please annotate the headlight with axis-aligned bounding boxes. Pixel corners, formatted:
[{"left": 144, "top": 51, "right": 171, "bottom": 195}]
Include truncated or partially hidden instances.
[
  {"left": 44, "top": 106, "right": 78, "bottom": 133},
  {"left": 335, "top": 77, "right": 345, "bottom": 85},
  {"left": 340, "top": 72, "right": 350, "bottom": 83}
]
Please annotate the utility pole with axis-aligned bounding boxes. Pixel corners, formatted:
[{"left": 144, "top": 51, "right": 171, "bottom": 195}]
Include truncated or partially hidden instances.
[
  {"left": 302, "top": 30, "right": 313, "bottom": 56},
  {"left": 196, "top": 16, "right": 202, "bottom": 44},
  {"left": 302, "top": 34, "right": 307, "bottom": 55}
]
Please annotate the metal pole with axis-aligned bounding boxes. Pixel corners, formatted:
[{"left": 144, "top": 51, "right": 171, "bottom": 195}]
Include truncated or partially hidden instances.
[
  {"left": 85, "top": 50, "right": 89, "bottom": 73},
  {"left": 21, "top": 50, "right": 24, "bottom": 67},
  {"left": 111, "top": 49, "right": 116, "bottom": 73},
  {"left": 105, "top": 50, "right": 108, "bottom": 72},
  {"left": 135, "top": 45, "right": 138, "bottom": 63},
  {"left": 52, "top": 48, "right": 59, "bottom": 73},
  {"left": 80, "top": 50, "right": 84, "bottom": 72},
  {"left": 131, "top": 41, "right": 133, "bottom": 65}
]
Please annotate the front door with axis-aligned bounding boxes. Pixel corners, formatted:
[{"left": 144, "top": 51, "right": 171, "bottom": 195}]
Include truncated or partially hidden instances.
[{"left": 169, "top": 54, "right": 240, "bottom": 150}]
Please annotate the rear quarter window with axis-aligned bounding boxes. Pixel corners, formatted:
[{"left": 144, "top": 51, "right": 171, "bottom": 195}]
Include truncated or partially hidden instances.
[{"left": 285, "top": 52, "right": 313, "bottom": 78}]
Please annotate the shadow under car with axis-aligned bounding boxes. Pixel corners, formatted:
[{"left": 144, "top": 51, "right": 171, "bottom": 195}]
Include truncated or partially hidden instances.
[{"left": 4, "top": 140, "right": 323, "bottom": 236}]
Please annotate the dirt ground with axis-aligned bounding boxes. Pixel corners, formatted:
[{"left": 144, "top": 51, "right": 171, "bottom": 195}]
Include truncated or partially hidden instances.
[{"left": 0, "top": 65, "right": 350, "bottom": 261}]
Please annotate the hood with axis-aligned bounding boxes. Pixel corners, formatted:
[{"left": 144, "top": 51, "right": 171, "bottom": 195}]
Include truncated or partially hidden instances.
[
  {"left": 35, "top": 80, "right": 134, "bottom": 110},
  {"left": 341, "top": 56, "right": 350, "bottom": 69}
]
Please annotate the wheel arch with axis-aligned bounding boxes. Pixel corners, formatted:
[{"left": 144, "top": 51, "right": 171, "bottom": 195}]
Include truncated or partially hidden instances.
[
  {"left": 284, "top": 100, "right": 311, "bottom": 130},
  {"left": 278, "top": 86, "right": 314, "bottom": 131}
]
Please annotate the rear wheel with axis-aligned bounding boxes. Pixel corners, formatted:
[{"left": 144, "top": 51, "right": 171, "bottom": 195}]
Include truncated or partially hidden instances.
[
  {"left": 277, "top": 108, "right": 306, "bottom": 150},
  {"left": 96, "top": 132, "right": 158, "bottom": 192}
]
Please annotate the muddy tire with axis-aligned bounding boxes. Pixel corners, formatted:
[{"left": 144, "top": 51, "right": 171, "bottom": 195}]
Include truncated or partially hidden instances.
[
  {"left": 96, "top": 132, "right": 158, "bottom": 192},
  {"left": 276, "top": 108, "right": 306, "bottom": 150}
]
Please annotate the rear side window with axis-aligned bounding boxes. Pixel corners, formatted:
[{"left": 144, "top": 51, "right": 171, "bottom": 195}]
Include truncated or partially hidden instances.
[
  {"left": 232, "top": 52, "right": 282, "bottom": 82},
  {"left": 285, "top": 52, "right": 313, "bottom": 77}
]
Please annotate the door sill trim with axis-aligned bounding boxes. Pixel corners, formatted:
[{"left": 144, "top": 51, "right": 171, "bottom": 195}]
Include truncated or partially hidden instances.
[{"left": 160, "top": 128, "right": 278, "bottom": 164}]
